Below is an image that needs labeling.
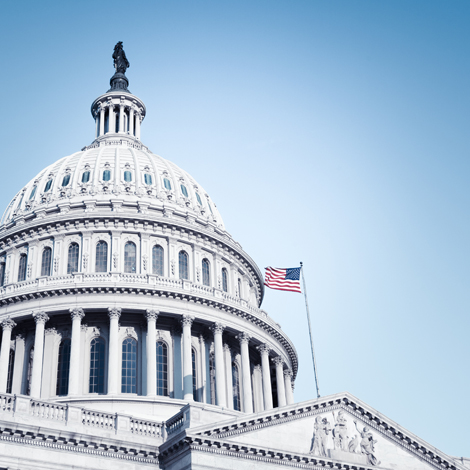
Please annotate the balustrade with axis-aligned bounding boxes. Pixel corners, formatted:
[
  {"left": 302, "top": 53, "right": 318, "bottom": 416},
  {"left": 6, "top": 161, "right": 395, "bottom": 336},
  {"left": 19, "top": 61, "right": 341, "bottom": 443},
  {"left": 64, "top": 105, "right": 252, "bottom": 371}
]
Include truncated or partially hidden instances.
[{"left": 31, "top": 399, "right": 66, "bottom": 421}]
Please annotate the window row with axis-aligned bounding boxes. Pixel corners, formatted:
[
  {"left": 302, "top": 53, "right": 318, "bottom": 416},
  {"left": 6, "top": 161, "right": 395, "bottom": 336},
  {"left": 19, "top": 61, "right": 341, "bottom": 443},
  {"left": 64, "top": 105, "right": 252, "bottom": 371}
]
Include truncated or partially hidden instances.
[{"left": 2, "top": 245, "right": 238, "bottom": 296}]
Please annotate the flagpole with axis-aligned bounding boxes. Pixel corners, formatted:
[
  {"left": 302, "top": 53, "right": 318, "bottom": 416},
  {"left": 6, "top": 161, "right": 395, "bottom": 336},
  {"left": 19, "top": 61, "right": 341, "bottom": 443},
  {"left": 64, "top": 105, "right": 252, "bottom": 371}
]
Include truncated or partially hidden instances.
[{"left": 300, "top": 262, "right": 320, "bottom": 399}]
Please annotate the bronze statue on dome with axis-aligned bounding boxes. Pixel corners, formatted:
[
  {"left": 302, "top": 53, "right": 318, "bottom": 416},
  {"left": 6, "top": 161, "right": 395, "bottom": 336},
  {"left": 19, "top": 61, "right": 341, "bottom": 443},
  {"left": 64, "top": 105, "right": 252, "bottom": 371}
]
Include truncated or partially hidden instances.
[{"left": 113, "top": 41, "right": 130, "bottom": 74}]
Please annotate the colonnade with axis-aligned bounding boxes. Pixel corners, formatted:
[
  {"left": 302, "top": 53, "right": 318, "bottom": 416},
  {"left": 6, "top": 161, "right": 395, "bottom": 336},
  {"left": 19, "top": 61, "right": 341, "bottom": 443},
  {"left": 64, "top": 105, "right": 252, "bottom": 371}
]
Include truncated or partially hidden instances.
[
  {"left": 95, "top": 102, "right": 142, "bottom": 139},
  {"left": 0, "top": 310, "right": 295, "bottom": 413}
]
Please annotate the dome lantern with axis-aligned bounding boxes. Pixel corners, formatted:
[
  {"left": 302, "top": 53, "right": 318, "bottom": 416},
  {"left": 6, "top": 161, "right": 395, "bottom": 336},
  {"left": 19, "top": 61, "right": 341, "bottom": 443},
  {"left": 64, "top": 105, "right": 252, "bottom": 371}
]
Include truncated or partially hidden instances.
[{"left": 90, "top": 42, "right": 146, "bottom": 142}]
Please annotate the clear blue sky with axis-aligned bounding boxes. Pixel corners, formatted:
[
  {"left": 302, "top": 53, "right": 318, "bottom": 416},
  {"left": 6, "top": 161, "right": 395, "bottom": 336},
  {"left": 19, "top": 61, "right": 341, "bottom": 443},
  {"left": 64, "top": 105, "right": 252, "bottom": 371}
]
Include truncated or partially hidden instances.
[{"left": 1, "top": 0, "right": 469, "bottom": 457}]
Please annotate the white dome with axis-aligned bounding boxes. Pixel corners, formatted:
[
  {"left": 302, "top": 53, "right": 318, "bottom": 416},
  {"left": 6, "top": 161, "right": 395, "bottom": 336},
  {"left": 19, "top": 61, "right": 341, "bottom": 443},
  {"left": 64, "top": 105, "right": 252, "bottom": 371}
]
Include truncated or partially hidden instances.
[{"left": 1, "top": 142, "right": 224, "bottom": 230}]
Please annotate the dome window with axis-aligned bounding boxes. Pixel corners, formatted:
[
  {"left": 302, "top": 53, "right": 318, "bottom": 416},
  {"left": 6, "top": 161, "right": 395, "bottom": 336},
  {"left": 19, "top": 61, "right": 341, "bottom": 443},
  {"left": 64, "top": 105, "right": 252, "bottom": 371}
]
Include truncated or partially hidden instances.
[
  {"left": 44, "top": 179, "right": 53, "bottom": 192},
  {"left": 144, "top": 173, "right": 152, "bottom": 185},
  {"left": 124, "top": 171, "right": 132, "bottom": 183},
  {"left": 196, "top": 193, "right": 202, "bottom": 206},
  {"left": 163, "top": 178, "right": 172, "bottom": 191},
  {"left": 29, "top": 186, "right": 37, "bottom": 200},
  {"left": 102, "top": 170, "right": 111, "bottom": 182},
  {"left": 181, "top": 184, "right": 188, "bottom": 198},
  {"left": 82, "top": 171, "right": 90, "bottom": 183},
  {"left": 61, "top": 174, "right": 71, "bottom": 187},
  {"left": 207, "top": 202, "right": 214, "bottom": 214}
]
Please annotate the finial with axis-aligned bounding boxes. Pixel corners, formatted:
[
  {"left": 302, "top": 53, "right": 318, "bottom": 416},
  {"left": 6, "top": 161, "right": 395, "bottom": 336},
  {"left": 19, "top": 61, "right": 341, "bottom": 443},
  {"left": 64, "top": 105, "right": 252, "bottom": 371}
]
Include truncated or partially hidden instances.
[{"left": 108, "top": 42, "right": 130, "bottom": 92}]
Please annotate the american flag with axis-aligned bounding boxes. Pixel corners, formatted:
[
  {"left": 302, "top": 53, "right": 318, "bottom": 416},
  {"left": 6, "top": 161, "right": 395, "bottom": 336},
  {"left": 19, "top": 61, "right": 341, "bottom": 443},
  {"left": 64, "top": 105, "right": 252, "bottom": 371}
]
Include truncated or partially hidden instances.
[{"left": 264, "top": 267, "right": 302, "bottom": 293}]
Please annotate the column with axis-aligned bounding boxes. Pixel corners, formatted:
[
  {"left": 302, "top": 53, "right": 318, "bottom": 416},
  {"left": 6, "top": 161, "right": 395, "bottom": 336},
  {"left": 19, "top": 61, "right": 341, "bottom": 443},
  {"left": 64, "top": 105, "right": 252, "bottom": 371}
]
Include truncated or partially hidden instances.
[
  {"left": 30, "top": 311, "right": 49, "bottom": 397},
  {"left": 253, "top": 365, "right": 263, "bottom": 412},
  {"left": 224, "top": 343, "right": 233, "bottom": 409},
  {"left": 199, "top": 335, "right": 206, "bottom": 403},
  {"left": 258, "top": 343, "right": 273, "bottom": 410},
  {"left": 99, "top": 107, "right": 105, "bottom": 136},
  {"left": 11, "top": 332, "right": 25, "bottom": 394},
  {"left": 211, "top": 323, "right": 226, "bottom": 407},
  {"left": 284, "top": 369, "right": 294, "bottom": 405},
  {"left": 145, "top": 309, "right": 159, "bottom": 396},
  {"left": 129, "top": 108, "right": 134, "bottom": 136},
  {"left": 274, "top": 356, "right": 287, "bottom": 408},
  {"left": 119, "top": 104, "right": 124, "bottom": 133},
  {"left": 238, "top": 331, "right": 253, "bottom": 413},
  {"left": 181, "top": 315, "right": 194, "bottom": 401},
  {"left": 68, "top": 308, "right": 85, "bottom": 395},
  {"left": 0, "top": 318, "right": 16, "bottom": 392},
  {"left": 108, "top": 105, "right": 115, "bottom": 134},
  {"left": 107, "top": 307, "right": 121, "bottom": 394},
  {"left": 135, "top": 113, "right": 141, "bottom": 139}
]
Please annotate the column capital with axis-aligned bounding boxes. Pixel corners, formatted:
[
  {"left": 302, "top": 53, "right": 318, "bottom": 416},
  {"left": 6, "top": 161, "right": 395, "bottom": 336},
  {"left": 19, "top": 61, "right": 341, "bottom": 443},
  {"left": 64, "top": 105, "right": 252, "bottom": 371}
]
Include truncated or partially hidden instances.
[
  {"left": 257, "top": 343, "right": 271, "bottom": 356},
  {"left": 70, "top": 307, "right": 85, "bottom": 321},
  {"left": 211, "top": 322, "right": 225, "bottom": 335},
  {"left": 223, "top": 343, "right": 230, "bottom": 352},
  {"left": 32, "top": 311, "right": 49, "bottom": 325},
  {"left": 145, "top": 309, "right": 159, "bottom": 321},
  {"left": 1, "top": 317, "right": 16, "bottom": 331},
  {"left": 283, "top": 369, "right": 293, "bottom": 378},
  {"left": 237, "top": 331, "right": 251, "bottom": 345},
  {"left": 181, "top": 314, "right": 194, "bottom": 328},
  {"left": 273, "top": 356, "right": 284, "bottom": 367},
  {"left": 108, "top": 307, "right": 121, "bottom": 319}
]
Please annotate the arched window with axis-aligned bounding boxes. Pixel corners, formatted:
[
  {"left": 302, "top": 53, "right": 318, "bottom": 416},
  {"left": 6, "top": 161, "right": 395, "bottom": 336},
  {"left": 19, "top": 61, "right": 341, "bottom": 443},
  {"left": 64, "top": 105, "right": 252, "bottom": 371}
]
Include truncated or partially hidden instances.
[
  {"left": 124, "top": 242, "right": 137, "bottom": 273},
  {"left": 67, "top": 243, "right": 79, "bottom": 274},
  {"left": 102, "top": 170, "right": 111, "bottom": 182},
  {"left": 44, "top": 179, "right": 53, "bottom": 192},
  {"left": 156, "top": 341, "right": 168, "bottom": 396},
  {"left": 202, "top": 259, "right": 210, "bottom": 286},
  {"left": 121, "top": 338, "right": 137, "bottom": 393},
  {"left": 163, "top": 178, "right": 172, "bottom": 190},
  {"left": 222, "top": 268, "right": 228, "bottom": 293},
  {"left": 41, "top": 247, "right": 52, "bottom": 277},
  {"left": 152, "top": 245, "right": 164, "bottom": 276},
  {"left": 238, "top": 278, "right": 242, "bottom": 298},
  {"left": 6, "top": 349, "right": 14, "bottom": 394},
  {"left": 18, "top": 253, "right": 27, "bottom": 282},
  {"left": 56, "top": 339, "right": 71, "bottom": 396},
  {"left": 0, "top": 261, "right": 5, "bottom": 287},
  {"left": 179, "top": 250, "right": 189, "bottom": 280},
  {"left": 29, "top": 186, "right": 37, "bottom": 200},
  {"left": 81, "top": 171, "right": 90, "bottom": 183},
  {"left": 209, "top": 353, "right": 216, "bottom": 405},
  {"left": 181, "top": 184, "right": 189, "bottom": 197},
  {"left": 144, "top": 173, "right": 152, "bottom": 185},
  {"left": 195, "top": 193, "right": 202, "bottom": 206},
  {"left": 61, "top": 174, "right": 70, "bottom": 187},
  {"left": 124, "top": 171, "right": 132, "bottom": 182},
  {"left": 232, "top": 362, "right": 241, "bottom": 411},
  {"left": 95, "top": 241, "right": 108, "bottom": 273},
  {"left": 89, "top": 337, "right": 105, "bottom": 394},
  {"left": 192, "top": 348, "right": 197, "bottom": 401}
]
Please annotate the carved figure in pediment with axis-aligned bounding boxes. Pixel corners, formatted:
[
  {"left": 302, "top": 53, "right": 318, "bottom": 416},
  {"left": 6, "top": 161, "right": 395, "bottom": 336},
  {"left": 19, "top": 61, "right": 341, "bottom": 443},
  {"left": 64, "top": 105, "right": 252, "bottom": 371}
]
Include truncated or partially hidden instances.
[
  {"left": 333, "top": 410, "right": 349, "bottom": 451},
  {"left": 353, "top": 421, "right": 380, "bottom": 466},
  {"left": 348, "top": 434, "right": 359, "bottom": 453},
  {"left": 310, "top": 416, "right": 332, "bottom": 457}
]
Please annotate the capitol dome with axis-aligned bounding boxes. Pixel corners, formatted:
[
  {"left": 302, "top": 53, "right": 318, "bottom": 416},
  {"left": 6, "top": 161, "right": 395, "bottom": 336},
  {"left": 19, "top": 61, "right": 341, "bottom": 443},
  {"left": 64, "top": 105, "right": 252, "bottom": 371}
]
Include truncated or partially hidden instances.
[{"left": 0, "top": 43, "right": 297, "bottom": 425}]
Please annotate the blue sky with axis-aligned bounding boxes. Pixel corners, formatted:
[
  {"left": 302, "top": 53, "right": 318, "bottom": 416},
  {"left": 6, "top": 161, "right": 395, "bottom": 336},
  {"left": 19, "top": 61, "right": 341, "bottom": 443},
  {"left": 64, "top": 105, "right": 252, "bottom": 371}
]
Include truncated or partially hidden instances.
[{"left": 1, "top": 0, "right": 469, "bottom": 457}]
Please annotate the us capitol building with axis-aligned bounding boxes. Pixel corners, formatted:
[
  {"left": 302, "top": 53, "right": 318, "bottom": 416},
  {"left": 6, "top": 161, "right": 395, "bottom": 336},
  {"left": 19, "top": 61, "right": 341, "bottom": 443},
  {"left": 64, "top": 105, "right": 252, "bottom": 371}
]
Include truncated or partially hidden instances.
[{"left": 0, "top": 44, "right": 467, "bottom": 470}]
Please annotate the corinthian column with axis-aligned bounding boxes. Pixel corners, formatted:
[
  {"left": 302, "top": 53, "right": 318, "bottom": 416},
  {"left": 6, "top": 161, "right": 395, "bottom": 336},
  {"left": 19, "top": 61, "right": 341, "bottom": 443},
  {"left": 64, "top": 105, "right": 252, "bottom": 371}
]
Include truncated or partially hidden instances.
[
  {"left": 0, "top": 318, "right": 16, "bottom": 393},
  {"left": 30, "top": 311, "right": 49, "bottom": 397},
  {"left": 68, "top": 308, "right": 85, "bottom": 395},
  {"left": 181, "top": 315, "right": 194, "bottom": 401},
  {"left": 99, "top": 107, "right": 105, "bottom": 136},
  {"left": 211, "top": 323, "right": 226, "bottom": 407},
  {"left": 273, "top": 356, "right": 287, "bottom": 407},
  {"left": 238, "top": 331, "right": 253, "bottom": 413},
  {"left": 258, "top": 343, "right": 273, "bottom": 410},
  {"left": 135, "top": 113, "right": 141, "bottom": 139},
  {"left": 107, "top": 307, "right": 121, "bottom": 395},
  {"left": 284, "top": 369, "right": 294, "bottom": 405},
  {"left": 145, "top": 309, "right": 159, "bottom": 396}
]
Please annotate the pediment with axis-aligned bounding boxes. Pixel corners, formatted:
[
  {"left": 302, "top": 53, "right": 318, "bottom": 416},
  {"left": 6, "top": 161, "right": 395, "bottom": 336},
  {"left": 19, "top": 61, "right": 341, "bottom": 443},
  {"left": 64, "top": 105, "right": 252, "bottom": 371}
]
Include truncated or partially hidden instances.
[{"left": 186, "top": 392, "right": 464, "bottom": 470}]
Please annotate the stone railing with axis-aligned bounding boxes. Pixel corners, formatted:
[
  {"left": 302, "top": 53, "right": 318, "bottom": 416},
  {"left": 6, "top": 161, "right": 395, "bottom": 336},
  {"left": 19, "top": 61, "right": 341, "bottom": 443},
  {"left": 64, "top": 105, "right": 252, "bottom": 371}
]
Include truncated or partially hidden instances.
[
  {"left": 0, "top": 393, "right": 163, "bottom": 439},
  {"left": 166, "top": 409, "right": 186, "bottom": 436}
]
